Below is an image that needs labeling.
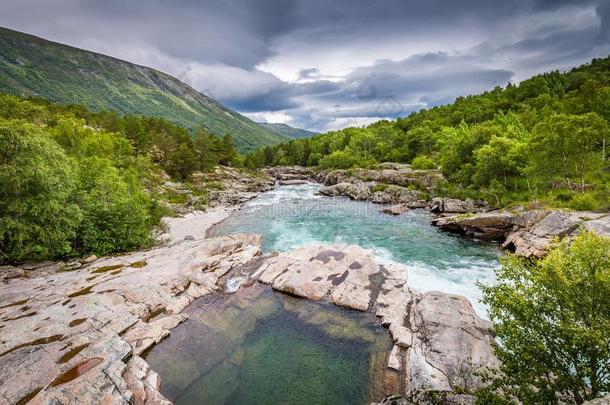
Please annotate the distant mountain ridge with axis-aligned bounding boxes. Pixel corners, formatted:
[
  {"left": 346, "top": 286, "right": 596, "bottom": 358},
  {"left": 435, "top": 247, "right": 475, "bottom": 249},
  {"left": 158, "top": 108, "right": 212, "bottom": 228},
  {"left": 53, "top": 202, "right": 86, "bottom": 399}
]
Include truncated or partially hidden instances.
[
  {"left": 0, "top": 27, "right": 288, "bottom": 152},
  {"left": 257, "top": 122, "right": 317, "bottom": 139}
]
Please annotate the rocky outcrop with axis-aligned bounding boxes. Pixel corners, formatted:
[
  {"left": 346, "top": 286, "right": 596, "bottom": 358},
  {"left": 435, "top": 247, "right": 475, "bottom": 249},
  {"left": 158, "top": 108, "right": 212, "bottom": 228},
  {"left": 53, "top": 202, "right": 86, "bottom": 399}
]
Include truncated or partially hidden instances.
[
  {"left": 583, "top": 395, "right": 610, "bottom": 404},
  {"left": 316, "top": 167, "right": 444, "bottom": 191},
  {"left": 159, "top": 167, "right": 275, "bottom": 215},
  {"left": 194, "top": 166, "right": 275, "bottom": 207},
  {"left": 429, "top": 197, "right": 490, "bottom": 214},
  {"left": 318, "top": 181, "right": 375, "bottom": 201},
  {"left": 252, "top": 244, "right": 498, "bottom": 401},
  {"left": 264, "top": 166, "right": 315, "bottom": 182},
  {"left": 433, "top": 209, "right": 610, "bottom": 257},
  {"left": 319, "top": 181, "right": 428, "bottom": 207},
  {"left": 382, "top": 205, "right": 409, "bottom": 216},
  {"left": 0, "top": 233, "right": 263, "bottom": 404}
]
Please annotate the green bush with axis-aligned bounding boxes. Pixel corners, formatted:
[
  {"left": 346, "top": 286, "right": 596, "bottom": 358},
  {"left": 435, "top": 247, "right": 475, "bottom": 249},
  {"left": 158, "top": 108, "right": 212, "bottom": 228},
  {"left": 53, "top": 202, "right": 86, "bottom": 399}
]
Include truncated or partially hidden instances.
[
  {"left": 566, "top": 192, "right": 603, "bottom": 211},
  {"left": 319, "top": 150, "right": 358, "bottom": 169},
  {"left": 480, "top": 231, "right": 610, "bottom": 403},
  {"left": 0, "top": 120, "right": 82, "bottom": 261},
  {"left": 75, "top": 159, "right": 154, "bottom": 255},
  {"left": 370, "top": 183, "right": 389, "bottom": 193},
  {"left": 411, "top": 155, "right": 437, "bottom": 170}
]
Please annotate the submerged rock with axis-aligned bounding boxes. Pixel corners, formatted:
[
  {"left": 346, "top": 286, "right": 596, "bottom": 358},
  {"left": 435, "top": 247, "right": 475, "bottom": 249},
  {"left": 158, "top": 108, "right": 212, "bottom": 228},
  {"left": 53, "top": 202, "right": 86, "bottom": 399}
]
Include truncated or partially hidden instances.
[{"left": 252, "top": 244, "right": 498, "bottom": 400}]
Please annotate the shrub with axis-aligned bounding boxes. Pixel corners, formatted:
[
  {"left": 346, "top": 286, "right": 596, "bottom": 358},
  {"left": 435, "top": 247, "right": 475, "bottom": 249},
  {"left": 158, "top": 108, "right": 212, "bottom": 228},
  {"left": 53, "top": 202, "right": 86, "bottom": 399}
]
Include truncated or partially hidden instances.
[
  {"left": 480, "top": 231, "right": 610, "bottom": 403},
  {"left": 0, "top": 120, "right": 82, "bottom": 262},
  {"left": 411, "top": 155, "right": 437, "bottom": 170},
  {"left": 319, "top": 150, "right": 358, "bottom": 169},
  {"left": 370, "top": 183, "right": 389, "bottom": 193}
]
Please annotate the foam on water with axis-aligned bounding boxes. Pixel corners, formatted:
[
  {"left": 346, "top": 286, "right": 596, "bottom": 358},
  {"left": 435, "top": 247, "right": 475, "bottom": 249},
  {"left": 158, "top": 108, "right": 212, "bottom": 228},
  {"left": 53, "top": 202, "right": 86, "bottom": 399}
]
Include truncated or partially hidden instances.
[
  {"left": 210, "top": 183, "right": 501, "bottom": 317},
  {"left": 246, "top": 183, "right": 323, "bottom": 208}
]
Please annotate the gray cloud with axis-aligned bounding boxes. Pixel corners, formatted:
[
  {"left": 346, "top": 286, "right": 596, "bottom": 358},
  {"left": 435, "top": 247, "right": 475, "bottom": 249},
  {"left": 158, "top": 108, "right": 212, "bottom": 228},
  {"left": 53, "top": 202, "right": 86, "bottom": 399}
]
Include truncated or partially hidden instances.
[{"left": 0, "top": 0, "right": 608, "bottom": 132}]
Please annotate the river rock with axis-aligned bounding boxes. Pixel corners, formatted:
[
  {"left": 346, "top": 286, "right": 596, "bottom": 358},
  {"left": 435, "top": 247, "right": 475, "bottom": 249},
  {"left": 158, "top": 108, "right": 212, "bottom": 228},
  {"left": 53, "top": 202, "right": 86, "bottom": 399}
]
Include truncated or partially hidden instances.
[
  {"left": 0, "top": 265, "right": 25, "bottom": 282},
  {"left": 0, "top": 233, "right": 263, "bottom": 404},
  {"left": 265, "top": 166, "right": 315, "bottom": 181},
  {"left": 252, "top": 244, "right": 498, "bottom": 399},
  {"left": 382, "top": 205, "right": 409, "bottom": 215},
  {"left": 278, "top": 179, "right": 308, "bottom": 185},
  {"left": 503, "top": 210, "right": 607, "bottom": 257},
  {"left": 432, "top": 211, "right": 516, "bottom": 241},
  {"left": 429, "top": 197, "right": 490, "bottom": 214},
  {"left": 316, "top": 167, "right": 444, "bottom": 192},
  {"left": 371, "top": 185, "right": 422, "bottom": 205},
  {"left": 434, "top": 209, "right": 609, "bottom": 257}
]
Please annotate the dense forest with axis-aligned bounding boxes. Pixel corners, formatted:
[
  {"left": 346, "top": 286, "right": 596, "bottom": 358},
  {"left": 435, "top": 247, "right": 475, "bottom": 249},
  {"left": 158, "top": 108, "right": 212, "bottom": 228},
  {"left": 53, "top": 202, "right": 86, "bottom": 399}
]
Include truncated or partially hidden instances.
[
  {"left": 0, "top": 93, "right": 238, "bottom": 262},
  {"left": 247, "top": 57, "right": 610, "bottom": 211}
]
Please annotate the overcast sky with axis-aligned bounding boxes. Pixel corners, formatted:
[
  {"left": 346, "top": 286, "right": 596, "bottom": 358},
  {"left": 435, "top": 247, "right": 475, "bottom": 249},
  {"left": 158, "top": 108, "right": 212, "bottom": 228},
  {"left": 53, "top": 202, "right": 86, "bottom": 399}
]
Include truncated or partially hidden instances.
[{"left": 1, "top": 0, "right": 609, "bottom": 132}]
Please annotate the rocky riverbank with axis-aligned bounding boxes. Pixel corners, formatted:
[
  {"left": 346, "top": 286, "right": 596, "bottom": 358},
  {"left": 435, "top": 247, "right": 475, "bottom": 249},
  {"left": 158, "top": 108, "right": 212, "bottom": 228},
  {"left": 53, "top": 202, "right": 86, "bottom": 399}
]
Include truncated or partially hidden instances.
[
  {"left": 265, "top": 165, "right": 490, "bottom": 214},
  {"left": 0, "top": 229, "right": 498, "bottom": 404},
  {"left": 432, "top": 208, "right": 610, "bottom": 258},
  {"left": 0, "top": 220, "right": 262, "bottom": 404},
  {"left": 265, "top": 165, "right": 610, "bottom": 257}
]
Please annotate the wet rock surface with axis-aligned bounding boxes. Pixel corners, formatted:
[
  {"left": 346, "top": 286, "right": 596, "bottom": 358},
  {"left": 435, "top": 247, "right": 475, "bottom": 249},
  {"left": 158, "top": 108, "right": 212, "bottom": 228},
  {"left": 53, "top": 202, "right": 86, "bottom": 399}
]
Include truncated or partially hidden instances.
[{"left": 253, "top": 244, "right": 498, "bottom": 401}]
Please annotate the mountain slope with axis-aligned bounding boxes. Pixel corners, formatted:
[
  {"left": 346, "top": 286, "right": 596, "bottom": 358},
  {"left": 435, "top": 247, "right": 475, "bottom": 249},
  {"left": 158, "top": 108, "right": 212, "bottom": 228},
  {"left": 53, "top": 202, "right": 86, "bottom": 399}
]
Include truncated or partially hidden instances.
[
  {"left": 0, "top": 27, "right": 288, "bottom": 152},
  {"left": 257, "top": 122, "right": 317, "bottom": 139}
]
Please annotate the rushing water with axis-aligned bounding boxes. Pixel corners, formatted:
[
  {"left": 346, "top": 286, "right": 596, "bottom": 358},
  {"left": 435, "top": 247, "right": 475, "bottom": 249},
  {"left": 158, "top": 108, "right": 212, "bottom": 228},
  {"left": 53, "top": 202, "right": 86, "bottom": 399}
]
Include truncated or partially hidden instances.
[
  {"left": 145, "top": 285, "right": 391, "bottom": 405},
  {"left": 210, "top": 183, "right": 501, "bottom": 316}
]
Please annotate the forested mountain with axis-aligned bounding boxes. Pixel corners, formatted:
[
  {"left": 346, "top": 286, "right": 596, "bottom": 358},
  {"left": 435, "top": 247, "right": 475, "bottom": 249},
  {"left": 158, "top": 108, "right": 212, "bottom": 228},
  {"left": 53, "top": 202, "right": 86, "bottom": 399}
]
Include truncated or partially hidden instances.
[
  {"left": 257, "top": 122, "right": 317, "bottom": 139},
  {"left": 0, "top": 27, "right": 288, "bottom": 152},
  {"left": 248, "top": 56, "right": 610, "bottom": 211}
]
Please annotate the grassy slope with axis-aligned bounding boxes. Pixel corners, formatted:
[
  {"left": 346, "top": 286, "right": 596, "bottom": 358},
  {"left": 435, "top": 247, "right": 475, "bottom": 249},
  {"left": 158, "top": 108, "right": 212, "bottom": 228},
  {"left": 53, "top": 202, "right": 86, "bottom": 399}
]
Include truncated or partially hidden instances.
[
  {"left": 257, "top": 122, "right": 317, "bottom": 139},
  {"left": 0, "top": 27, "right": 289, "bottom": 152}
]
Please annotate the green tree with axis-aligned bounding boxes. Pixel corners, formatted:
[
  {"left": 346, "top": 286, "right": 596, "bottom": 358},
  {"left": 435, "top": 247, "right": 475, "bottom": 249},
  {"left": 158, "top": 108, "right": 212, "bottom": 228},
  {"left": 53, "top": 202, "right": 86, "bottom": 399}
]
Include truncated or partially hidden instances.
[
  {"left": 219, "top": 133, "right": 238, "bottom": 166},
  {"left": 169, "top": 143, "right": 197, "bottom": 180},
  {"left": 76, "top": 158, "right": 153, "bottom": 255},
  {"left": 193, "top": 128, "right": 220, "bottom": 171},
  {"left": 528, "top": 113, "right": 608, "bottom": 191},
  {"left": 480, "top": 231, "right": 610, "bottom": 404},
  {"left": 0, "top": 120, "right": 82, "bottom": 261}
]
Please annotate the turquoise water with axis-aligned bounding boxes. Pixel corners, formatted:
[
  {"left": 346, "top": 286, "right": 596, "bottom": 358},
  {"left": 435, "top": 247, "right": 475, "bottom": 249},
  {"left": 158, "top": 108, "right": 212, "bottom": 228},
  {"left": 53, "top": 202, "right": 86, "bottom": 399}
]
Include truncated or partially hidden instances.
[
  {"left": 210, "top": 183, "right": 501, "bottom": 315},
  {"left": 145, "top": 285, "right": 390, "bottom": 405}
]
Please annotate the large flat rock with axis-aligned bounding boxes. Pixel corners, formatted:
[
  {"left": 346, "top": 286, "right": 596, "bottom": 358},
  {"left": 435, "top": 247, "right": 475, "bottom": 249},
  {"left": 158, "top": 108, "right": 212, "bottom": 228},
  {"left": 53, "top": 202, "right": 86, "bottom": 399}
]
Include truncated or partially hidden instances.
[{"left": 0, "top": 234, "right": 262, "bottom": 404}]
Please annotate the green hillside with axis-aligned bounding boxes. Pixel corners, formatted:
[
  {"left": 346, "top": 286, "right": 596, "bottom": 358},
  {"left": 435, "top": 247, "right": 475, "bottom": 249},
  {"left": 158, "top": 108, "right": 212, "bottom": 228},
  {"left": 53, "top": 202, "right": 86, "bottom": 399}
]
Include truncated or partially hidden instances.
[
  {"left": 0, "top": 27, "right": 288, "bottom": 152},
  {"left": 257, "top": 122, "right": 317, "bottom": 139}
]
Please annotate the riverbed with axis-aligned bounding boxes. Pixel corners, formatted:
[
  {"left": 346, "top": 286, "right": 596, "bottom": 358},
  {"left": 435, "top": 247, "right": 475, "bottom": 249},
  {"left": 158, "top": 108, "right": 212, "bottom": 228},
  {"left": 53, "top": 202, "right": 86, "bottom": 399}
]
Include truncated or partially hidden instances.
[{"left": 145, "top": 184, "right": 501, "bottom": 404}]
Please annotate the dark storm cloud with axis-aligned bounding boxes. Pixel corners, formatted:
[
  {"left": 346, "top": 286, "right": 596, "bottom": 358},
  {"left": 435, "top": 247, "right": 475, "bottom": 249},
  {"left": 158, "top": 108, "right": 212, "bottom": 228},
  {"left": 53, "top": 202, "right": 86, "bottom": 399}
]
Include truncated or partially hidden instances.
[{"left": 0, "top": 0, "right": 608, "bottom": 131}]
